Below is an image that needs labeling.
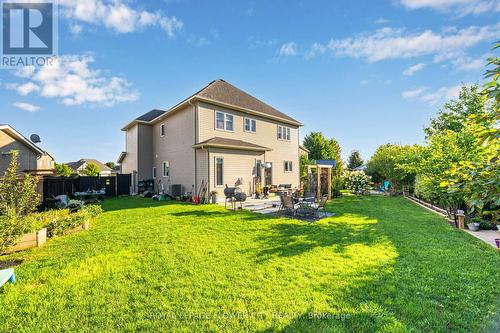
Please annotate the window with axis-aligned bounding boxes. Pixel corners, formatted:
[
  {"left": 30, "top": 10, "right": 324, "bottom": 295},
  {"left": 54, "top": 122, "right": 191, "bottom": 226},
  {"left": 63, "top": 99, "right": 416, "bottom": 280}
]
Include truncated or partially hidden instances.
[
  {"left": 160, "top": 124, "right": 165, "bottom": 137},
  {"left": 284, "top": 161, "right": 293, "bottom": 172},
  {"left": 153, "top": 167, "right": 156, "bottom": 178},
  {"left": 244, "top": 118, "right": 257, "bottom": 133},
  {"left": 215, "top": 111, "right": 234, "bottom": 131},
  {"left": 162, "top": 161, "right": 170, "bottom": 177},
  {"left": 277, "top": 125, "right": 291, "bottom": 140},
  {"left": 215, "top": 157, "right": 224, "bottom": 186}
]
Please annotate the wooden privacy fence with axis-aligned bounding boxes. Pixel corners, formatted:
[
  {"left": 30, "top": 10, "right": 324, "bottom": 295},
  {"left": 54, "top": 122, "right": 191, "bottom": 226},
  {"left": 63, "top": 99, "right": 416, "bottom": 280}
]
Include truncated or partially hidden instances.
[{"left": 41, "top": 174, "right": 131, "bottom": 201}]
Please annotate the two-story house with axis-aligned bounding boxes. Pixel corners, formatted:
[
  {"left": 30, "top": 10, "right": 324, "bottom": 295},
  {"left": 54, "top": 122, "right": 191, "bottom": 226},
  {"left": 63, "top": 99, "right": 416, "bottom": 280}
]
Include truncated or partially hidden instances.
[
  {"left": 118, "top": 79, "right": 302, "bottom": 197},
  {"left": 0, "top": 124, "right": 54, "bottom": 176}
]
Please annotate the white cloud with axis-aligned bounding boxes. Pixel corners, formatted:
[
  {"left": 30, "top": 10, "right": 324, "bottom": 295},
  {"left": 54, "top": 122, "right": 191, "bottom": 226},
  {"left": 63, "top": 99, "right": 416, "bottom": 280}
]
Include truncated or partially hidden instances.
[
  {"left": 328, "top": 24, "right": 499, "bottom": 62},
  {"left": 375, "top": 18, "right": 390, "bottom": 24},
  {"left": 403, "top": 63, "right": 426, "bottom": 75},
  {"left": 305, "top": 43, "right": 327, "bottom": 59},
  {"left": 279, "top": 42, "right": 298, "bottom": 56},
  {"left": 452, "top": 55, "right": 488, "bottom": 71},
  {"left": 399, "top": 0, "right": 500, "bottom": 16},
  {"left": 13, "top": 102, "right": 41, "bottom": 112},
  {"left": 7, "top": 82, "right": 40, "bottom": 96},
  {"left": 8, "top": 54, "right": 139, "bottom": 107},
  {"left": 59, "top": 0, "right": 183, "bottom": 37},
  {"left": 402, "top": 86, "right": 428, "bottom": 98},
  {"left": 402, "top": 84, "right": 463, "bottom": 104}
]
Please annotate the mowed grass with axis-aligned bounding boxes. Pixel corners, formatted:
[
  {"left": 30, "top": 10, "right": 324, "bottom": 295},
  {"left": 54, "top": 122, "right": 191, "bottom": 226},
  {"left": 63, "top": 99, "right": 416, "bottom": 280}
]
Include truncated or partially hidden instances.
[{"left": 1, "top": 195, "right": 499, "bottom": 332}]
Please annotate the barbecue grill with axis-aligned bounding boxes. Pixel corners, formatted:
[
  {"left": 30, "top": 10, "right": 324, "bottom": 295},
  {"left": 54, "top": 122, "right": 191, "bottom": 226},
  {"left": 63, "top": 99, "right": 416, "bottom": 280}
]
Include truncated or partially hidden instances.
[{"left": 224, "top": 186, "right": 247, "bottom": 209}]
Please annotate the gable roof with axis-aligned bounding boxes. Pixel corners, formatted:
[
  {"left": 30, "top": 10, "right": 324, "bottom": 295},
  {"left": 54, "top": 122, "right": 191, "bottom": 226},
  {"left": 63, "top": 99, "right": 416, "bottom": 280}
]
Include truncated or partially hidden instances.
[
  {"left": 195, "top": 80, "right": 299, "bottom": 124},
  {"left": 0, "top": 124, "right": 53, "bottom": 158},
  {"left": 67, "top": 159, "right": 112, "bottom": 172},
  {"left": 192, "top": 137, "right": 272, "bottom": 152},
  {"left": 123, "top": 79, "right": 302, "bottom": 130}
]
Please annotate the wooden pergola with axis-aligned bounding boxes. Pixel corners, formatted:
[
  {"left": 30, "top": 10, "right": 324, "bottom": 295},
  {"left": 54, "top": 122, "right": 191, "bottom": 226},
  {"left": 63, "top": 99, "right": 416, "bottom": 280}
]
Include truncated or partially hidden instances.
[{"left": 306, "top": 160, "right": 336, "bottom": 200}]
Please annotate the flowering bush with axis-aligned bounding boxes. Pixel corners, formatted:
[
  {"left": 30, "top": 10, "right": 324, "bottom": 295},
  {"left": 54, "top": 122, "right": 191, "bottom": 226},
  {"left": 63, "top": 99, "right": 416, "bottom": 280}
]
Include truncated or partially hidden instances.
[{"left": 344, "top": 170, "right": 371, "bottom": 194}]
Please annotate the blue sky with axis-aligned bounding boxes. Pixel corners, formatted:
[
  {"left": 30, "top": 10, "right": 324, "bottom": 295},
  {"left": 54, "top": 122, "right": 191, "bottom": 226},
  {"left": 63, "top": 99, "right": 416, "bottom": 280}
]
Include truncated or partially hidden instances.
[{"left": 1, "top": 0, "right": 498, "bottom": 164}]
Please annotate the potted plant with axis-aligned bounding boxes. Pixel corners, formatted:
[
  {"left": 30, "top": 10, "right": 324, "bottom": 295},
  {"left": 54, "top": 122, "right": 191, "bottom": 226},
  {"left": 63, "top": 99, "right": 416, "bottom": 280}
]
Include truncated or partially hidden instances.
[
  {"left": 467, "top": 217, "right": 481, "bottom": 232},
  {"left": 210, "top": 191, "right": 218, "bottom": 204}
]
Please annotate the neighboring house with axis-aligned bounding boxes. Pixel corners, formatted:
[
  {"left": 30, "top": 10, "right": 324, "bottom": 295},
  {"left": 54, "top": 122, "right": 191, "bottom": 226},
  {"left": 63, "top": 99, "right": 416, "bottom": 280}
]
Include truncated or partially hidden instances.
[
  {"left": 0, "top": 124, "right": 54, "bottom": 175},
  {"left": 299, "top": 145, "right": 309, "bottom": 159},
  {"left": 67, "top": 159, "right": 113, "bottom": 176},
  {"left": 119, "top": 79, "right": 303, "bottom": 196}
]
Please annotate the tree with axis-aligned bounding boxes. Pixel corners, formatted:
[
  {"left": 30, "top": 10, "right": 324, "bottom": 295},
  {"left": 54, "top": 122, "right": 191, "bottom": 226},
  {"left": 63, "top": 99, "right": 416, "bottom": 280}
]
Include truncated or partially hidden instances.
[
  {"left": 366, "top": 144, "right": 415, "bottom": 191},
  {"left": 0, "top": 150, "right": 40, "bottom": 252},
  {"left": 303, "top": 132, "right": 344, "bottom": 176},
  {"left": 54, "top": 163, "right": 73, "bottom": 177},
  {"left": 105, "top": 162, "right": 116, "bottom": 169},
  {"left": 83, "top": 162, "right": 100, "bottom": 176},
  {"left": 483, "top": 41, "right": 499, "bottom": 104},
  {"left": 424, "top": 85, "right": 486, "bottom": 138},
  {"left": 347, "top": 150, "right": 363, "bottom": 170}
]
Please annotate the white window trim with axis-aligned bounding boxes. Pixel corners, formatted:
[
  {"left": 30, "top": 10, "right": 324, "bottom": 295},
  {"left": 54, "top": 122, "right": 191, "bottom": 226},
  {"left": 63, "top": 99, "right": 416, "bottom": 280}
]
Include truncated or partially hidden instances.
[
  {"left": 244, "top": 117, "right": 257, "bottom": 133},
  {"left": 215, "top": 157, "right": 224, "bottom": 187},
  {"left": 160, "top": 124, "right": 165, "bottom": 137},
  {"left": 153, "top": 167, "right": 156, "bottom": 178},
  {"left": 162, "top": 161, "right": 170, "bottom": 177},
  {"left": 215, "top": 111, "right": 235, "bottom": 132},
  {"left": 277, "top": 125, "right": 291, "bottom": 141},
  {"left": 284, "top": 161, "right": 293, "bottom": 173}
]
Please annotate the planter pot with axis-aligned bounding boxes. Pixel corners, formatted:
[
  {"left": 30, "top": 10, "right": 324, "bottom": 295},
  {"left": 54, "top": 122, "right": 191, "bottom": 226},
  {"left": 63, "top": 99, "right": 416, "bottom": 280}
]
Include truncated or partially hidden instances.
[
  {"left": 468, "top": 223, "right": 480, "bottom": 232},
  {"left": 4, "top": 228, "right": 47, "bottom": 254}
]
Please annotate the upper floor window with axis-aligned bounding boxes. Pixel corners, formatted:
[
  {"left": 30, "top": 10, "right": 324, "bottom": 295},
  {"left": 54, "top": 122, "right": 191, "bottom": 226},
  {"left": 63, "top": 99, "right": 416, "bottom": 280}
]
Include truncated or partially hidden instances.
[
  {"left": 215, "top": 111, "right": 234, "bottom": 131},
  {"left": 277, "top": 125, "right": 291, "bottom": 141},
  {"left": 284, "top": 161, "right": 293, "bottom": 172},
  {"left": 160, "top": 124, "right": 165, "bottom": 137},
  {"left": 244, "top": 118, "right": 257, "bottom": 133}
]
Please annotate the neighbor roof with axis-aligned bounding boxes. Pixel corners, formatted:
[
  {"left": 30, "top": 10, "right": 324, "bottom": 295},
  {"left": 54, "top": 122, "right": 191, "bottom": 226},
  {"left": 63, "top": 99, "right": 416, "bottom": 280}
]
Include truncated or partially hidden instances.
[
  {"left": 192, "top": 137, "right": 272, "bottom": 152},
  {"left": 0, "top": 124, "right": 53, "bottom": 158},
  {"left": 122, "top": 79, "right": 302, "bottom": 130},
  {"left": 67, "top": 159, "right": 112, "bottom": 172}
]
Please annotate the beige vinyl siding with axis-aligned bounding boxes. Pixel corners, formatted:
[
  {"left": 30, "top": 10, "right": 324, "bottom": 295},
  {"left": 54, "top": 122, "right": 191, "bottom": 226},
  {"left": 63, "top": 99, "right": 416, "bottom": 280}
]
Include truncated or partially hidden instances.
[
  {"left": 195, "top": 149, "right": 209, "bottom": 193},
  {"left": 152, "top": 104, "right": 195, "bottom": 195},
  {"left": 0, "top": 130, "right": 39, "bottom": 174},
  {"left": 207, "top": 148, "right": 264, "bottom": 195},
  {"left": 197, "top": 101, "right": 299, "bottom": 189}
]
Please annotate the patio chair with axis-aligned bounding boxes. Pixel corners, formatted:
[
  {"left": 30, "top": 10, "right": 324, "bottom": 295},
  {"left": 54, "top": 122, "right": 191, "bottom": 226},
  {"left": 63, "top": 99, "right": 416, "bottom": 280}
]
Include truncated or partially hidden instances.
[
  {"left": 279, "top": 194, "right": 296, "bottom": 216},
  {"left": 314, "top": 195, "right": 329, "bottom": 218}
]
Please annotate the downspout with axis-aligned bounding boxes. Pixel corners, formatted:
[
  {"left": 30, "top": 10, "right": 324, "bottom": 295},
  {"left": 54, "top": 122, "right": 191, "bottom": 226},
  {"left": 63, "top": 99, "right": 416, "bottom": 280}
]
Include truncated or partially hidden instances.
[{"left": 190, "top": 100, "right": 197, "bottom": 195}]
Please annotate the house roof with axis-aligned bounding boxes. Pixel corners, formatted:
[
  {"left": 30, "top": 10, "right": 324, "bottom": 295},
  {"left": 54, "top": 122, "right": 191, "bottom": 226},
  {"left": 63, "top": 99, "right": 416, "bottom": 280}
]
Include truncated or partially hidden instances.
[
  {"left": 136, "top": 109, "right": 166, "bottom": 121},
  {"left": 123, "top": 79, "right": 302, "bottom": 130},
  {"left": 299, "top": 145, "right": 310, "bottom": 153},
  {"left": 192, "top": 137, "right": 272, "bottom": 152},
  {"left": 0, "top": 124, "right": 53, "bottom": 159},
  {"left": 67, "top": 159, "right": 112, "bottom": 172}
]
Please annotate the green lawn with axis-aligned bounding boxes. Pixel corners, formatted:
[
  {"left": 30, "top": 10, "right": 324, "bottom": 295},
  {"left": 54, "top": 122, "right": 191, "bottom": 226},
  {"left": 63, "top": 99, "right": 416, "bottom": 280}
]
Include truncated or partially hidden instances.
[{"left": 1, "top": 195, "right": 499, "bottom": 332}]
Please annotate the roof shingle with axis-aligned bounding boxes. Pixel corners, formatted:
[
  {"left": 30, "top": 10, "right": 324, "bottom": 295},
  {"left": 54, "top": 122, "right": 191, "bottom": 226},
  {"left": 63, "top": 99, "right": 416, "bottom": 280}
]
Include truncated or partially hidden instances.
[{"left": 193, "top": 137, "right": 271, "bottom": 151}]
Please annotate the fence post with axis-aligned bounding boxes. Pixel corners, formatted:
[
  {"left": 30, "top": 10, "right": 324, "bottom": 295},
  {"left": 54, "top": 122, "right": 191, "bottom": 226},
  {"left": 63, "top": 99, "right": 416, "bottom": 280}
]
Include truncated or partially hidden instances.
[{"left": 456, "top": 210, "right": 465, "bottom": 229}]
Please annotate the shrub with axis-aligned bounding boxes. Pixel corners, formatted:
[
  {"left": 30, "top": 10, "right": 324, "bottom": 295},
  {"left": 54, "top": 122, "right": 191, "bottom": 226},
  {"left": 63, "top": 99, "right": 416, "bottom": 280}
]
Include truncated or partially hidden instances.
[
  {"left": 45, "top": 204, "right": 102, "bottom": 238},
  {"left": 0, "top": 150, "right": 40, "bottom": 252},
  {"left": 344, "top": 170, "right": 371, "bottom": 194}
]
